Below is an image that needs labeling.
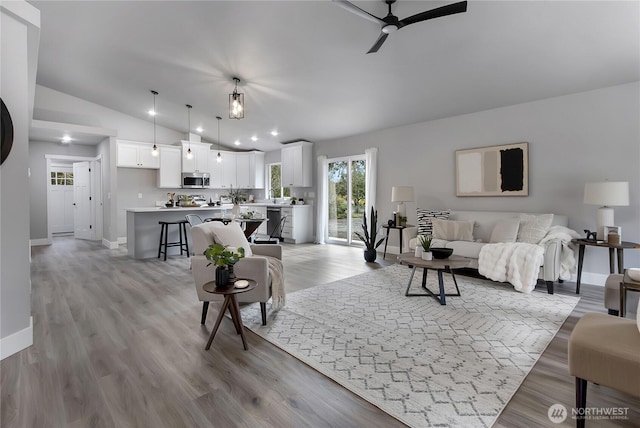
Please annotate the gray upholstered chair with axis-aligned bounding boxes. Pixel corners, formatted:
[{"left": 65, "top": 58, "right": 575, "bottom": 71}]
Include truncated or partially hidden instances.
[
  {"left": 190, "top": 221, "right": 282, "bottom": 326},
  {"left": 568, "top": 312, "right": 640, "bottom": 428}
]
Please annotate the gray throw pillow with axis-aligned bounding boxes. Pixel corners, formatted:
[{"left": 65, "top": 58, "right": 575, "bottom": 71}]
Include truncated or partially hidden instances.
[{"left": 489, "top": 218, "right": 520, "bottom": 243}]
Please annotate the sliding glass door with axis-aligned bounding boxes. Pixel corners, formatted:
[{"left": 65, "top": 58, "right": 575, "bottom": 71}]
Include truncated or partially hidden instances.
[{"left": 326, "top": 155, "right": 366, "bottom": 245}]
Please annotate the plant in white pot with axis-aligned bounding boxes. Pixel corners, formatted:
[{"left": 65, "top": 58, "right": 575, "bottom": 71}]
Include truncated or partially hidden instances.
[
  {"left": 419, "top": 235, "right": 433, "bottom": 260},
  {"left": 354, "top": 206, "right": 385, "bottom": 263},
  {"left": 203, "top": 243, "right": 245, "bottom": 287}
]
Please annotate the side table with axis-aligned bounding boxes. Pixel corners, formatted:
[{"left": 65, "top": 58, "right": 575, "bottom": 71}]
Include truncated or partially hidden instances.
[
  {"left": 620, "top": 270, "right": 640, "bottom": 318},
  {"left": 573, "top": 239, "right": 640, "bottom": 294},
  {"left": 203, "top": 279, "right": 257, "bottom": 351},
  {"left": 382, "top": 224, "right": 413, "bottom": 259}
]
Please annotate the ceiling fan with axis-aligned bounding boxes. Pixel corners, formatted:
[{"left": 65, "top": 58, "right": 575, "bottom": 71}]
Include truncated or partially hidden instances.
[{"left": 334, "top": 0, "right": 468, "bottom": 54}]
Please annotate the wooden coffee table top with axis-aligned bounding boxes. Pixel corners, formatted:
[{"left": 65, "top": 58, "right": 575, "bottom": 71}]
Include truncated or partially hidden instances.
[{"left": 397, "top": 253, "right": 473, "bottom": 270}]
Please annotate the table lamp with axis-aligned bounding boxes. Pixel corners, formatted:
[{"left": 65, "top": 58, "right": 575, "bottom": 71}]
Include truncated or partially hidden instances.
[
  {"left": 584, "top": 181, "right": 629, "bottom": 240},
  {"left": 391, "top": 186, "right": 414, "bottom": 217}
]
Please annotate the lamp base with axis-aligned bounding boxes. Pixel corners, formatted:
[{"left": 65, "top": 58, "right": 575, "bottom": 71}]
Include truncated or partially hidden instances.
[
  {"left": 396, "top": 203, "right": 406, "bottom": 217},
  {"left": 596, "top": 207, "right": 614, "bottom": 242}
]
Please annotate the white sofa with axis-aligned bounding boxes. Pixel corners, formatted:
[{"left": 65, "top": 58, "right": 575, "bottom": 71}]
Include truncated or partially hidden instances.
[{"left": 403, "top": 210, "right": 569, "bottom": 294}]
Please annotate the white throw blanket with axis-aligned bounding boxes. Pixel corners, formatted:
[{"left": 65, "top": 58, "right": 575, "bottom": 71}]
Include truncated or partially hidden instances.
[
  {"left": 478, "top": 243, "right": 544, "bottom": 293},
  {"left": 538, "top": 226, "right": 581, "bottom": 280},
  {"left": 265, "top": 256, "right": 285, "bottom": 310}
]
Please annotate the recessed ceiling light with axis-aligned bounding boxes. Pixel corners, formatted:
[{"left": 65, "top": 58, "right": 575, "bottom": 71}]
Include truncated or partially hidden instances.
[
  {"left": 61, "top": 135, "right": 71, "bottom": 143},
  {"left": 196, "top": 126, "right": 203, "bottom": 133},
  {"left": 234, "top": 140, "right": 241, "bottom": 146},
  {"left": 251, "top": 135, "right": 258, "bottom": 142},
  {"left": 148, "top": 109, "right": 156, "bottom": 116},
  {"left": 270, "top": 130, "right": 279, "bottom": 136}
]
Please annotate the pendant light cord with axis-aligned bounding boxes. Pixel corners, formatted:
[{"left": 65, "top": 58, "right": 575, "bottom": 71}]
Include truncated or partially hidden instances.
[{"left": 186, "top": 104, "right": 192, "bottom": 154}]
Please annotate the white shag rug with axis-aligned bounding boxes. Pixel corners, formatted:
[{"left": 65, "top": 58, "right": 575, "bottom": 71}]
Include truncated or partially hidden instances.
[{"left": 240, "top": 264, "right": 579, "bottom": 427}]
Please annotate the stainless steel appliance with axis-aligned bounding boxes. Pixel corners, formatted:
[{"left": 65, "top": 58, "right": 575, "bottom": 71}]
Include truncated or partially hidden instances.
[{"left": 182, "top": 172, "right": 210, "bottom": 189}]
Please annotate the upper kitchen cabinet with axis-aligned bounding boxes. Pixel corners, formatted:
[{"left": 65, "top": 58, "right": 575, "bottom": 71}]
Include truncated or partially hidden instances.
[
  {"left": 117, "top": 140, "right": 160, "bottom": 169},
  {"left": 236, "top": 151, "right": 265, "bottom": 189},
  {"left": 210, "top": 151, "right": 237, "bottom": 189},
  {"left": 281, "top": 141, "right": 313, "bottom": 187},
  {"left": 157, "top": 145, "right": 182, "bottom": 188},
  {"left": 181, "top": 141, "right": 211, "bottom": 174}
]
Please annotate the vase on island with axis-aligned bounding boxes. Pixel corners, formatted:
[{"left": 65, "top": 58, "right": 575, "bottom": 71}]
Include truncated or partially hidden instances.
[{"left": 232, "top": 203, "right": 240, "bottom": 218}]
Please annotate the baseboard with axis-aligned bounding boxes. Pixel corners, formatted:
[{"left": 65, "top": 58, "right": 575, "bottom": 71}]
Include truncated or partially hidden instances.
[
  {"left": 117, "top": 237, "right": 127, "bottom": 245},
  {"left": 1, "top": 317, "right": 33, "bottom": 360},
  {"left": 30, "top": 238, "right": 51, "bottom": 246},
  {"left": 102, "top": 238, "right": 119, "bottom": 250}
]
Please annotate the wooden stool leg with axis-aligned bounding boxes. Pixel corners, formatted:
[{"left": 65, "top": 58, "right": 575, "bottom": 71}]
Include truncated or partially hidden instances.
[
  {"left": 205, "top": 296, "right": 232, "bottom": 350},
  {"left": 158, "top": 223, "right": 165, "bottom": 259},
  {"left": 183, "top": 222, "right": 190, "bottom": 256},
  {"left": 163, "top": 224, "right": 169, "bottom": 260},
  {"left": 231, "top": 296, "right": 249, "bottom": 350}
]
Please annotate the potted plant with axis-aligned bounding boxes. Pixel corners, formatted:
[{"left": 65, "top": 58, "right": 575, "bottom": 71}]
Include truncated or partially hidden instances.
[
  {"left": 203, "top": 243, "right": 245, "bottom": 287},
  {"left": 419, "top": 235, "right": 433, "bottom": 260},
  {"left": 354, "top": 206, "right": 385, "bottom": 263},
  {"left": 290, "top": 197, "right": 297, "bottom": 205},
  {"left": 225, "top": 186, "right": 246, "bottom": 217}
]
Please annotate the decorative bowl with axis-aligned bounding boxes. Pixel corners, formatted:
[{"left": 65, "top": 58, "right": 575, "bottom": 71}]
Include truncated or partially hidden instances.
[
  {"left": 628, "top": 268, "right": 640, "bottom": 282},
  {"left": 430, "top": 247, "right": 453, "bottom": 259}
]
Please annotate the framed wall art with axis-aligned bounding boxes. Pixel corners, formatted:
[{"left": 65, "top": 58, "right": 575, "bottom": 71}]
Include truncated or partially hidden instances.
[{"left": 455, "top": 142, "right": 528, "bottom": 197}]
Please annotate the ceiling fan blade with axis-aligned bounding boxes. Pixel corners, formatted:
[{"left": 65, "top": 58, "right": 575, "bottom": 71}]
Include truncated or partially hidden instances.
[
  {"left": 333, "top": 0, "right": 385, "bottom": 25},
  {"left": 367, "top": 33, "right": 389, "bottom": 54},
  {"left": 399, "top": 1, "right": 467, "bottom": 28}
]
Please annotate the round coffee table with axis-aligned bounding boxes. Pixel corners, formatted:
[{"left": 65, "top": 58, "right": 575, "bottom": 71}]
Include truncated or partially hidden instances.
[
  {"left": 203, "top": 279, "right": 257, "bottom": 350},
  {"left": 397, "top": 253, "right": 472, "bottom": 305}
]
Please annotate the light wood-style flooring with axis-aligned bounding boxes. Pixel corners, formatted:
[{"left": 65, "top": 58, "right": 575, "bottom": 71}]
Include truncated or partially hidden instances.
[{"left": 1, "top": 237, "right": 639, "bottom": 427}]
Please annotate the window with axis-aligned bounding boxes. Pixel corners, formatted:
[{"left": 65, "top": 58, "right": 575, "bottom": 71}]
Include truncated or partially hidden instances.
[
  {"left": 267, "top": 163, "right": 290, "bottom": 199},
  {"left": 50, "top": 170, "right": 73, "bottom": 186}
]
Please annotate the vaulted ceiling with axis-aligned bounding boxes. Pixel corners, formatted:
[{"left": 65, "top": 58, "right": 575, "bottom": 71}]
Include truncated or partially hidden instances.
[{"left": 29, "top": 1, "right": 640, "bottom": 151}]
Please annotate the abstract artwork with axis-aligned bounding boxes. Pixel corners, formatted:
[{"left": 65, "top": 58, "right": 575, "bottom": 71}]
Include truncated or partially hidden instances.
[{"left": 456, "top": 142, "right": 528, "bottom": 196}]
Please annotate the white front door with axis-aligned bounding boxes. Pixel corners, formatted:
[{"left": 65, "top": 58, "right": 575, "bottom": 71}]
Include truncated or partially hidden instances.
[
  {"left": 49, "top": 166, "right": 75, "bottom": 233},
  {"left": 73, "top": 161, "right": 92, "bottom": 240}
]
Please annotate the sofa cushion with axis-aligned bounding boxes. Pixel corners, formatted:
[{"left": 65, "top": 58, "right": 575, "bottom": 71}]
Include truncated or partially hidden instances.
[
  {"left": 416, "top": 209, "right": 450, "bottom": 237},
  {"left": 432, "top": 218, "right": 474, "bottom": 242},
  {"left": 517, "top": 213, "right": 554, "bottom": 244},
  {"left": 489, "top": 218, "right": 520, "bottom": 243},
  {"left": 444, "top": 240, "right": 485, "bottom": 259}
]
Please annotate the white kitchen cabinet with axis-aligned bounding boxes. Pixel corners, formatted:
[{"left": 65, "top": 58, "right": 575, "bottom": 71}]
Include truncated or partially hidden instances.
[
  {"left": 157, "top": 145, "right": 182, "bottom": 188},
  {"left": 281, "top": 141, "right": 312, "bottom": 187},
  {"left": 181, "top": 141, "right": 211, "bottom": 174},
  {"left": 117, "top": 140, "right": 160, "bottom": 169},
  {"left": 236, "top": 151, "right": 265, "bottom": 189},
  {"left": 280, "top": 205, "right": 313, "bottom": 243},
  {"left": 209, "top": 151, "right": 237, "bottom": 189}
]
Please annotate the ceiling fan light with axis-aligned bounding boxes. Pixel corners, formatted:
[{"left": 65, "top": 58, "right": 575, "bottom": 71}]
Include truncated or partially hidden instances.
[{"left": 382, "top": 24, "right": 398, "bottom": 34}]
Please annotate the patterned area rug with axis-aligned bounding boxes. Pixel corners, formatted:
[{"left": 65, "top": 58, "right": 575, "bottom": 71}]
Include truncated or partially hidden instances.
[{"left": 240, "top": 265, "right": 579, "bottom": 427}]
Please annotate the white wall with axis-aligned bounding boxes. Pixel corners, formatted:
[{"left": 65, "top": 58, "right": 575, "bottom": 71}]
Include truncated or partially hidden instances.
[
  {"left": 1, "top": 0, "right": 40, "bottom": 359},
  {"left": 316, "top": 82, "right": 640, "bottom": 279}
]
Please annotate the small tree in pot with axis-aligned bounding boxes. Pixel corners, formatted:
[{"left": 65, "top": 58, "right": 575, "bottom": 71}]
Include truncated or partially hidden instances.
[
  {"left": 354, "top": 206, "right": 385, "bottom": 263},
  {"left": 203, "top": 243, "right": 245, "bottom": 287}
]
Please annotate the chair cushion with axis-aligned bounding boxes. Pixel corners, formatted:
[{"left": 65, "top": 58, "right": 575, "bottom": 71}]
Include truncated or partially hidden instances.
[
  {"left": 416, "top": 209, "right": 450, "bottom": 237},
  {"left": 432, "top": 218, "right": 474, "bottom": 242},
  {"left": 490, "top": 218, "right": 520, "bottom": 243},
  {"left": 517, "top": 213, "right": 553, "bottom": 244}
]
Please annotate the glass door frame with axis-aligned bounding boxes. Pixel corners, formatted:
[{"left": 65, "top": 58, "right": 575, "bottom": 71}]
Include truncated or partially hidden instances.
[{"left": 325, "top": 154, "right": 366, "bottom": 246}]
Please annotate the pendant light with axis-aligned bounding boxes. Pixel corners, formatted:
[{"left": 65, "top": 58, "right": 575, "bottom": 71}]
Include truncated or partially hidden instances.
[
  {"left": 229, "top": 77, "right": 244, "bottom": 119},
  {"left": 150, "top": 90, "right": 159, "bottom": 156},
  {"left": 185, "top": 104, "right": 193, "bottom": 160},
  {"left": 216, "top": 116, "right": 222, "bottom": 163}
]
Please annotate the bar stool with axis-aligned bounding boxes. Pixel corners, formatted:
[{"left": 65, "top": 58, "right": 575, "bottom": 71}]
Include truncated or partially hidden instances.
[{"left": 158, "top": 220, "right": 189, "bottom": 260}]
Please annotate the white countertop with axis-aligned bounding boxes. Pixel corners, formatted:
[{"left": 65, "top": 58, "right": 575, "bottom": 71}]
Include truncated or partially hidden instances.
[
  {"left": 241, "top": 203, "right": 311, "bottom": 208},
  {"left": 126, "top": 205, "right": 233, "bottom": 213}
]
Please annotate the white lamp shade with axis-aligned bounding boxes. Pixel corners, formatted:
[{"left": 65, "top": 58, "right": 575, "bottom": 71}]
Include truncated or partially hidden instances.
[
  {"left": 391, "top": 186, "right": 414, "bottom": 202},
  {"left": 584, "top": 182, "right": 629, "bottom": 206}
]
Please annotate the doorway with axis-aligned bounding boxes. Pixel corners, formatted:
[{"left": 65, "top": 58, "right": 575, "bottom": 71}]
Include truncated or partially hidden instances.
[
  {"left": 46, "top": 155, "right": 102, "bottom": 243},
  {"left": 326, "top": 155, "right": 366, "bottom": 245}
]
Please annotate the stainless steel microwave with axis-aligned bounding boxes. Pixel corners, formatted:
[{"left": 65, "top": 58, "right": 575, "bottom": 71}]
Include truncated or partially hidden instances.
[{"left": 182, "top": 172, "right": 210, "bottom": 189}]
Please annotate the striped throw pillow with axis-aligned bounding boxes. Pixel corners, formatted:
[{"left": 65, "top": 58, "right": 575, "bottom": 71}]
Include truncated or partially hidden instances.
[{"left": 416, "top": 209, "right": 451, "bottom": 237}]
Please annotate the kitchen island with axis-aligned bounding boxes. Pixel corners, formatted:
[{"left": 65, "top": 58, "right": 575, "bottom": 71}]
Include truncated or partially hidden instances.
[{"left": 126, "top": 206, "right": 232, "bottom": 259}]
